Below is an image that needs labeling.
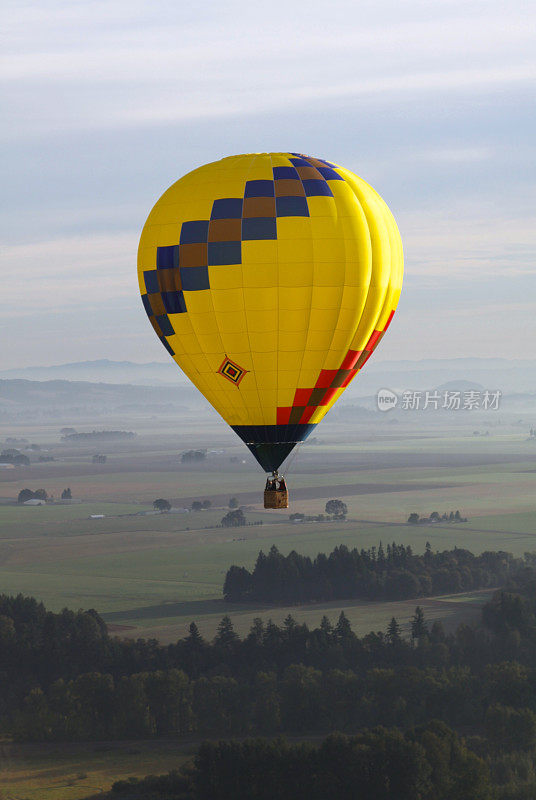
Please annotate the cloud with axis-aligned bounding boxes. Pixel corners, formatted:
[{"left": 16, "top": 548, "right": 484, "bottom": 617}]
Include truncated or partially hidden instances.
[
  {"left": 2, "top": 2, "right": 535, "bottom": 137},
  {"left": 0, "top": 232, "right": 138, "bottom": 315},
  {"left": 2, "top": 0, "right": 535, "bottom": 365},
  {"left": 409, "top": 147, "right": 495, "bottom": 163}
]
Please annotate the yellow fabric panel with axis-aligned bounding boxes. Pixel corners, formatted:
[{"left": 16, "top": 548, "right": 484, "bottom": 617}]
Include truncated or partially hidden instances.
[
  {"left": 242, "top": 264, "right": 279, "bottom": 289},
  {"left": 313, "top": 261, "right": 346, "bottom": 287},
  {"left": 312, "top": 236, "right": 346, "bottom": 263},
  {"left": 277, "top": 351, "right": 304, "bottom": 370},
  {"left": 214, "top": 311, "right": 248, "bottom": 335},
  {"left": 247, "top": 332, "right": 277, "bottom": 353},
  {"left": 278, "top": 369, "right": 301, "bottom": 388},
  {"left": 242, "top": 154, "right": 274, "bottom": 180},
  {"left": 178, "top": 351, "right": 212, "bottom": 374},
  {"left": 278, "top": 260, "right": 314, "bottom": 287},
  {"left": 300, "top": 348, "right": 326, "bottom": 370},
  {"left": 184, "top": 292, "right": 213, "bottom": 314},
  {"left": 336, "top": 169, "right": 393, "bottom": 351},
  {"left": 252, "top": 355, "right": 277, "bottom": 374},
  {"left": 279, "top": 308, "right": 309, "bottom": 333},
  {"left": 243, "top": 240, "right": 278, "bottom": 264},
  {"left": 215, "top": 330, "right": 250, "bottom": 353},
  {"left": 246, "top": 308, "right": 278, "bottom": 333},
  {"left": 278, "top": 286, "right": 312, "bottom": 310},
  {"left": 277, "top": 387, "right": 297, "bottom": 406},
  {"left": 277, "top": 237, "right": 314, "bottom": 264},
  {"left": 307, "top": 195, "right": 338, "bottom": 219},
  {"left": 138, "top": 246, "right": 156, "bottom": 272},
  {"left": 224, "top": 351, "right": 254, "bottom": 371},
  {"left": 209, "top": 264, "right": 242, "bottom": 290},
  {"left": 170, "top": 333, "right": 203, "bottom": 355},
  {"left": 277, "top": 217, "right": 312, "bottom": 239},
  {"left": 137, "top": 152, "right": 403, "bottom": 432},
  {"left": 188, "top": 311, "right": 220, "bottom": 336},
  {"left": 243, "top": 287, "right": 278, "bottom": 311},
  {"left": 211, "top": 288, "right": 244, "bottom": 313},
  {"left": 194, "top": 332, "right": 224, "bottom": 355}
]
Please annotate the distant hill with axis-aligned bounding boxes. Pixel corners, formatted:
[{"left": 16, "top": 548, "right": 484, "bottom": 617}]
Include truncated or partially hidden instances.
[
  {"left": 2, "top": 357, "right": 535, "bottom": 395},
  {"left": 0, "top": 378, "right": 208, "bottom": 421},
  {"left": 0, "top": 376, "right": 534, "bottom": 424},
  {"left": 0, "top": 359, "right": 183, "bottom": 386},
  {"left": 345, "top": 357, "right": 536, "bottom": 397}
]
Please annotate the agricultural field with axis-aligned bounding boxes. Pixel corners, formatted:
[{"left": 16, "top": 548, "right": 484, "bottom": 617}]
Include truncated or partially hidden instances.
[
  {"left": 0, "top": 738, "right": 195, "bottom": 800},
  {"left": 2, "top": 410, "right": 536, "bottom": 798},
  {"left": 1, "top": 411, "right": 536, "bottom": 642}
]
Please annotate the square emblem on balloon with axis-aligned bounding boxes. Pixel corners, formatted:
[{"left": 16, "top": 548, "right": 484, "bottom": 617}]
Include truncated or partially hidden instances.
[{"left": 218, "top": 356, "right": 247, "bottom": 386}]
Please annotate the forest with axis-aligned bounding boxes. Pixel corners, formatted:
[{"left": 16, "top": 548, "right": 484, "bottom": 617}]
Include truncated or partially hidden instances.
[
  {"left": 223, "top": 542, "right": 514, "bottom": 602},
  {"left": 4, "top": 548, "right": 536, "bottom": 797},
  {"left": 111, "top": 725, "right": 491, "bottom": 799}
]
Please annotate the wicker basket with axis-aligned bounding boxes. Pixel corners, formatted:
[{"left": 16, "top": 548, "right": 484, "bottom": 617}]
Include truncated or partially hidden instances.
[{"left": 264, "top": 489, "right": 289, "bottom": 509}]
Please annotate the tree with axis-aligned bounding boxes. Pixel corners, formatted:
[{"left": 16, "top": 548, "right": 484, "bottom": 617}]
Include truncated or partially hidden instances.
[
  {"left": 430, "top": 511, "right": 440, "bottom": 522},
  {"left": 335, "top": 610, "right": 353, "bottom": 641},
  {"left": 191, "top": 501, "right": 203, "bottom": 511},
  {"left": 202, "top": 500, "right": 211, "bottom": 509},
  {"left": 181, "top": 622, "right": 208, "bottom": 678},
  {"left": 325, "top": 499, "right": 348, "bottom": 518},
  {"left": 33, "top": 489, "right": 47, "bottom": 500},
  {"left": 387, "top": 616, "right": 401, "bottom": 645},
  {"left": 1, "top": 449, "right": 30, "bottom": 466},
  {"left": 61, "top": 488, "right": 72, "bottom": 500},
  {"left": 153, "top": 498, "right": 171, "bottom": 512},
  {"left": 221, "top": 509, "right": 246, "bottom": 527},
  {"left": 17, "top": 488, "right": 35, "bottom": 504},
  {"left": 223, "top": 566, "right": 252, "bottom": 601},
  {"left": 181, "top": 450, "right": 206, "bottom": 463},
  {"left": 214, "top": 616, "right": 238, "bottom": 651},
  {"left": 408, "top": 513, "right": 420, "bottom": 524},
  {"left": 228, "top": 497, "right": 239, "bottom": 509},
  {"left": 253, "top": 671, "right": 280, "bottom": 733},
  {"left": 411, "top": 606, "right": 428, "bottom": 641}
]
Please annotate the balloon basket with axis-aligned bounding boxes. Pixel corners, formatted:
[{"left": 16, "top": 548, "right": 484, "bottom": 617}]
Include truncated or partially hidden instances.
[
  {"left": 264, "top": 473, "right": 289, "bottom": 508},
  {"left": 264, "top": 489, "right": 289, "bottom": 509}
]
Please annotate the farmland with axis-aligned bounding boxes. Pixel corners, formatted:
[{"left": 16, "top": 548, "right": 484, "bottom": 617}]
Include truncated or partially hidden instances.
[
  {"left": 1, "top": 410, "right": 536, "bottom": 641},
  {"left": 0, "top": 738, "right": 195, "bottom": 800},
  {"left": 2, "top": 407, "right": 536, "bottom": 798}
]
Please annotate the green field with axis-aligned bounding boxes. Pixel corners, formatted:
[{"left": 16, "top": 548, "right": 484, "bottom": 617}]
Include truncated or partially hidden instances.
[
  {"left": 1, "top": 415, "right": 535, "bottom": 642},
  {"left": 0, "top": 738, "right": 195, "bottom": 800}
]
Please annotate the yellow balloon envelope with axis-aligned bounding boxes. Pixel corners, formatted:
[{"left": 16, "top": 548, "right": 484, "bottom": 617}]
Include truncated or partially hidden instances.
[{"left": 137, "top": 153, "right": 403, "bottom": 473}]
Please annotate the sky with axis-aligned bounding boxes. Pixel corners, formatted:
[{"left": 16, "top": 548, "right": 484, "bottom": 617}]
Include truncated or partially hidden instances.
[{"left": 1, "top": 0, "right": 535, "bottom": 369}]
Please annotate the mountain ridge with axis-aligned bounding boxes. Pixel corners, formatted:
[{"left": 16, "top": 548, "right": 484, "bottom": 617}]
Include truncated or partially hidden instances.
[{"left": 1, "top": 358, "right": 535, "bottom": 393}]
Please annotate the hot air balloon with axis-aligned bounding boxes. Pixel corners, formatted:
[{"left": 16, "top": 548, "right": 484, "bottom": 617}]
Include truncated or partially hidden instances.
[{"left": 137, "top": 153, "right": 403, "bottom": 507}]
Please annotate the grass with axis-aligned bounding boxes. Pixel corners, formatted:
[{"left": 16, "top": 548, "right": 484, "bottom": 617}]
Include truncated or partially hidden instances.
[
  {"left": 0, "top": 414, "right": 535, "bottom": 641},
  {"left": 103, "top": 588, "right": 494, "bottom": 643},
  {"left": 0, "top": 739, "right": 194, "bottom": 800}
]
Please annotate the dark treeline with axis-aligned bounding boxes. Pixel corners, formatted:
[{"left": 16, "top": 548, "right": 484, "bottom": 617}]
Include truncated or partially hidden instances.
[
  {"left": 62, "top": 430, "right": 135, "bottom": 440},
  {"left": 6, "top": 558, "right": 536, "bottom": 795},
  {"left": 5, "top": 558, "right": 536, "bottom": 744},
  {"left": 111, "top": 723, "right": 491, "bottom": 800},
  {"left": 223, "top": 542, "right": 514, "bottom": 603}
]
